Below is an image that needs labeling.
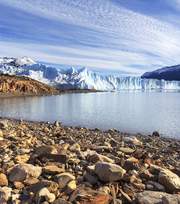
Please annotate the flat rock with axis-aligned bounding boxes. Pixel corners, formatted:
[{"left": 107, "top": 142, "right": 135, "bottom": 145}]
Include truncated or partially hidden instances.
[
  {"left": 123, "top": 136, "right": 142, "bottom": 146},
  {"left": 95, "top": 162, "right": 126, "bottom": 182},
  {"left": 34, "top": 145, "right": 58, "bottom": 157},
  {"left": 135, "top": 191, "right": 180, "bottom": 204},
  {"left": 119, "top": 147, "right": 135, "bottom": 154},
  {"left": 43, "top": 165, "right": 64, "bottom": 175},
  {"left": 87, "top": 151, "right": 114, "bottom": 163}
]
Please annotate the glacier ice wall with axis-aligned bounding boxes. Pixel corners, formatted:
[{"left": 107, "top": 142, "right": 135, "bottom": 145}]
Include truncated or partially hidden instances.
[{"left": 1, "top": 57, "right": 180, "bottom": 91}]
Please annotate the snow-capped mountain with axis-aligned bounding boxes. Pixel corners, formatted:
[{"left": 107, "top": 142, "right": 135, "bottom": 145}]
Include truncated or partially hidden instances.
[
  {"left": 1, "top": 57, "right": 180, "bottom": 91},
  {"left": 142, "top": 65, "right": 180, "bottom": 81}
]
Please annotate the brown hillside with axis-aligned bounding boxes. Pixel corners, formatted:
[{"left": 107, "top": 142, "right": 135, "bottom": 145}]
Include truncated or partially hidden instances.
[{"left": 0, "top": 74, "right": 59, "bottom": 96}]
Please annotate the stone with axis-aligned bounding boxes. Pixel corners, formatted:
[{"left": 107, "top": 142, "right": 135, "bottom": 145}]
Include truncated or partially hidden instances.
[
  {"left": 36, "top": 187, "right": 56, "bottom": 203},
  {"left": 158, "top": 169, "right": 180, "bottom": 192},
  {"left": 123, "top": 136, "right": 142, "bottom": 146},
  {"left": 24, "top": 177, "right": 39, "bottom": 185},
  {"left": 43, "top": 165, "right": 64, "bottom": 175},
  {"left": 73, "top": 188, "right": 111, "bottom": 204},
  {"left": 123, "top": 157, "right": 139, "bottom": 171},
  {"left": 147, "top": 181, "right": 165, "bottom": 191},
  {"left": 34, "top": 145, "right": 58, "bottom": 157},
  {"left": 42, "top": 154, "right": 67, "bottom": 163},
  {"left": 0, "top": 173, "right": 8, "bottom": 186},
  {"left": 54, "top": 121, "right": 60, "bottom": 127},
  {"left": 53, "top": 198, "right": 71, "bottom": 204},
  {"left": 84, "top": 171, "right": 98, "bottom": 185},
  {"left": 0, "top": 120, "right": 8, "bottom": 129},
  {"left": 69, "top": 143, "right": 81, "bottom": 152},
  {"left": 56, "top": 173, "right": 75, "bottom": 189},
  {"left": 0, "top": 130, "right": 3, "bottom": 138},
  {"left": 28, "top": 180, "right": 58, "bottom": 193},
  {"left": 95, "top": 162, "right": 126, "bottom": 182},
  {"left": 0, "top": 187, "right": 12, "bottom": 201},
  {"left": 15, "top": 154, "right": 30, "bottom": 163},
  {"left": 66, "top": 180, "right": 76, "bottom": 194},
  {"left": 14, "top": 181, "right": 24, "bottom": 189},
  {"left": 8, "top": 163, "right": 42, "bottom": 182},
  {"left": 135, "top": 191, "right": 180, "bottom": 204},
  {"left": 119, "top": 147, "right": 135, "bottom": 154},
  {"left": 152, "top": 131, "right": 160, "bottom": 137},
  {"left": 98, "top": 186, "right": 110, "bottom": 195},
  {"left": 88, "top": 152, "right": 114, "bottom": 163},
  {"left": 162, "top": 194, "right": 180, "bottom": 204}
]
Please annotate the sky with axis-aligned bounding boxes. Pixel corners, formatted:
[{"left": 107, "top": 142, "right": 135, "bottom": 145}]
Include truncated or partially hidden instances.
[{"left": 0, "top": 0, "right": 180, "bottom": 75}]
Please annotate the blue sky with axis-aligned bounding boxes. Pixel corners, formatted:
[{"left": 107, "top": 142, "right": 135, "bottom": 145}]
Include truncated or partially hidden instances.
[{"left": 0, "top": 0, "right": 180, "bottom": 75}]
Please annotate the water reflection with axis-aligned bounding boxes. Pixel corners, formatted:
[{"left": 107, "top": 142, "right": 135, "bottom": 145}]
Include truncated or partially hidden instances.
[{"left": 0, "top": 92, "right": 180, "bottom": 138}]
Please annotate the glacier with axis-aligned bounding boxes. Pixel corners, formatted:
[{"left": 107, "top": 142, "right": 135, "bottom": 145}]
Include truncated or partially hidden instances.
[{"left": 0, "top": 56, "right": 180, "bottom": 91}]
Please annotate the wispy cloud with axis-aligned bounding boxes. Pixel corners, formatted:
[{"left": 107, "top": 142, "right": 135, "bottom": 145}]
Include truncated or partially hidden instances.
[{"left": 0, "top": 0, "right": 180, "bottom": 74}]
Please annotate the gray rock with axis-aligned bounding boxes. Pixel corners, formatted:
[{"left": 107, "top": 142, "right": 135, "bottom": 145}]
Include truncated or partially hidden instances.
[
  {"left": 147, "top": 181, "right": 165, "bottom": 191},
  {"left": 135, "top": 191, "right": 180, "bottom": 204},
  {"left": 9, "top": 163, "right": 42, "bottom": 182},
  {"left": 53, "top": 198, "right": 71, "bottom": 204},
  {"left": 84, "top": 171, "right": 98, "bottom": 185},
  {"left": 95, "top": 162, "right": 126, "bottom": 182}
]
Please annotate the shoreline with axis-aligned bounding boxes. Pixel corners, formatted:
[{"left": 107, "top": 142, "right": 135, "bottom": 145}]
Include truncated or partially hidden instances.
[
  {"left": 0, "top": 116, "right": 180, "bottom": 142},
  {"left": 0, "top": 117, "right": 179, "bottom": 203},
  {"left": 0, "top": 89, "right": 104, "bottom": 98}
]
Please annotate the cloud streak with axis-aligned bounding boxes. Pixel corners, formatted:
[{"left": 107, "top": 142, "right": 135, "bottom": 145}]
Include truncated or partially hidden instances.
[{"left": 0, "top": 0, "right": 180, "bottom": 74}]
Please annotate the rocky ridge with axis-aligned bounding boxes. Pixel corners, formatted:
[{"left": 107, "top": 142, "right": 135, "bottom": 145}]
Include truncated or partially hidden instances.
[
  {"left": 0, "top": 119, "right": 179, "bottom": 203},
  {"left": 0, "top": 74, "right": 59, "bottom": 96}
]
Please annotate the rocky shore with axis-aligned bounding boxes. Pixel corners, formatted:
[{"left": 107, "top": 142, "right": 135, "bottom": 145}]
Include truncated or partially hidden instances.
[{"left": 0, "top": 118, "right": 179, "bottom": 203}]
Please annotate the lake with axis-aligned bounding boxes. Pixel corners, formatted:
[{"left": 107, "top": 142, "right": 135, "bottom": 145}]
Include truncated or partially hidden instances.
[{"left": 0, "top": 92, "right": 180, "bottom": 138}]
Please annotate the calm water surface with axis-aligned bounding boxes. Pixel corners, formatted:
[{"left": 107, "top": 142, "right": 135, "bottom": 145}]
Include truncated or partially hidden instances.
[{"left": 0, "top": 92, "right": 180, "bottom": 138}]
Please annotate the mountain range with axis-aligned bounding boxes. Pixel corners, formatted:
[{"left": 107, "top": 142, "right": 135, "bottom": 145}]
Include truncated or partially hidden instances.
[
  {"left": 0, "top": 56, "right": 180, "bottom": 91},
  {"left": 142, "top": 65, "right": 180, "bottom": 81}
]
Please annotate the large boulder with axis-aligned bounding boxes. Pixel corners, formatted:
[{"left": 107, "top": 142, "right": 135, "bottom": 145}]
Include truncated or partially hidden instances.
[
  {"left": 95, "top": 162, "right": 126, "bottom": 182},
  {"left": 158, "top": 169, "right": 180, "bottom": 192},
  {"left": 8, "top": 164, "right": 42, "bottom": 182}
]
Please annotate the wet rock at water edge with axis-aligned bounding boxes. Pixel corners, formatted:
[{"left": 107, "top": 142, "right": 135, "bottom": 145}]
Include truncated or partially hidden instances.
[{"left": 152, "top": 131, "right": 160, "bottom": 137}]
